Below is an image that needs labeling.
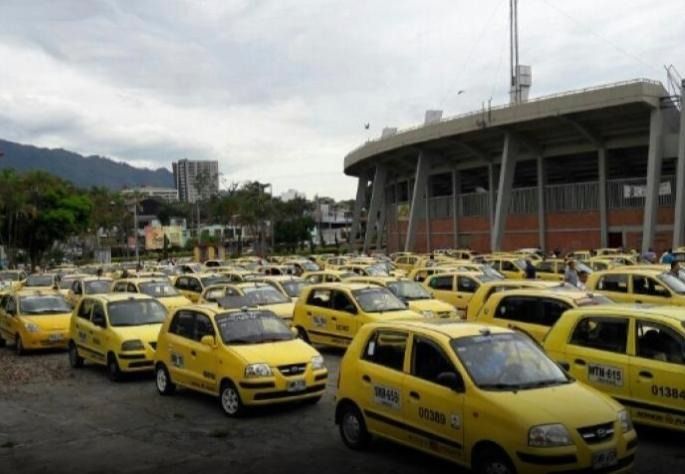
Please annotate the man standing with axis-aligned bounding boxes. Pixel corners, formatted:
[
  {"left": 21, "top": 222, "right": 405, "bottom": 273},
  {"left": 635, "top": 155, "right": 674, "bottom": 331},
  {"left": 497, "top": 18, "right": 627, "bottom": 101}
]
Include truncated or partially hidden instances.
[
  {"left": 661, "top": 249, "right": 675, "bottom": 264},
  {"left": 564, "top": 260, "right": 579, "bottom": 287},
  {"left": 524, "top": 259, "right": 536, "bottom": 279},
  {"left": 669, "top": 261, "right": 681, "bottom": 278}
]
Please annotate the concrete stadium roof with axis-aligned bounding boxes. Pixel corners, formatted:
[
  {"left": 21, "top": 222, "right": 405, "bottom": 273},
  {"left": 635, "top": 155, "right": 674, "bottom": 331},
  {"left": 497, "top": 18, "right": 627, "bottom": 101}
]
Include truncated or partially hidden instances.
[{"left": 344, "top": 79, "right": 676, "bottom": 177}]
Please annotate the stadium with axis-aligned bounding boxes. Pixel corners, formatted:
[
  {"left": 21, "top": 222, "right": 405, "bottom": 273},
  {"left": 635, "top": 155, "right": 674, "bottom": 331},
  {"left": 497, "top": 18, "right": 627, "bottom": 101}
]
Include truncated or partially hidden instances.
[{"left": 345, "top": 77, "right": 685, "bottom": 255}]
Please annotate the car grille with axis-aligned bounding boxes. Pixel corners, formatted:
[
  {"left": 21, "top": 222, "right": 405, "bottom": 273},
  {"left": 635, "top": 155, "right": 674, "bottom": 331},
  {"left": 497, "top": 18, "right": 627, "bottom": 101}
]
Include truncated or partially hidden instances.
[
  {"left": 437, "top": 312, "right": 453, "bottom": 319},
  {"left": 148, "top": 342, "right": 157, "bottom": 350},
  {"left": 278, "top": 363, "right": 307, "bottom": 376},
  {"left": 577, "top": 422, "right": 614, "bottom": 444}
]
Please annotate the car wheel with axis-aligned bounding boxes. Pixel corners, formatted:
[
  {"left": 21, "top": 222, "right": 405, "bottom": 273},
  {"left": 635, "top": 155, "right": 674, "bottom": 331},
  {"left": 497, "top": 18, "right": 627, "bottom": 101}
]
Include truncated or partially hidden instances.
[
  {"left": 107, "top": 354, "right": 122, "bottom": 382},
  {"left": 475, "top": 447, "right": 516, "bottom": 474},
  {"left": 0, "top": 335, "right": 5, "bottom": 348},
  {"left": 219, "top": 380, "right": 244, "bottom": 417},
  {"left": 15, "top": 336, "right": 24, "bottom": 356},
  {"left": 68, "top": 342, "right": 84, "bottom": 368},
  {"left": 296, "top": 326, "right": 310, "bottom": 344},
  {"left": 339, "top": 403, "right": 370, "bottom": 450},
  {"left": 155, "top": 364, "right": 176, "bottom": 395}
]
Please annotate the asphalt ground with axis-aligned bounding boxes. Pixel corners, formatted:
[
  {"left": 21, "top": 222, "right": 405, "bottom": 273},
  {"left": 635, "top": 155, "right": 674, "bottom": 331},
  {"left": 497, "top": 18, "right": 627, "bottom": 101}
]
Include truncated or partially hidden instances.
[{"left": 0, "top": 348, "right": 684, "bottom": 474}]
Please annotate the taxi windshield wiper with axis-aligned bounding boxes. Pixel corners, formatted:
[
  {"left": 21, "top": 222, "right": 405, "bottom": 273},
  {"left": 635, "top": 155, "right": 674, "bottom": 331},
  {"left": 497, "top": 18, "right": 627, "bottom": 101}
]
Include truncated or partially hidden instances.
[
  {"left": 225, "top": 338, "right": 254, "bottom": 345},
  {"left": 520, "top": 379, "right": 569, "bottom": 389},
  {"left": 478, "top": 383, "right": 525, "bottom": 391}
]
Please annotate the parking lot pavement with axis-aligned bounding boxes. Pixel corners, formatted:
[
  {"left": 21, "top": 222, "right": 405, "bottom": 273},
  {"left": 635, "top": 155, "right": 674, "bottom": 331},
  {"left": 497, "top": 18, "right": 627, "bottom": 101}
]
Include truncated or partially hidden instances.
[{"left": 0, "top": 348, "right": 684, "bottom": 474}]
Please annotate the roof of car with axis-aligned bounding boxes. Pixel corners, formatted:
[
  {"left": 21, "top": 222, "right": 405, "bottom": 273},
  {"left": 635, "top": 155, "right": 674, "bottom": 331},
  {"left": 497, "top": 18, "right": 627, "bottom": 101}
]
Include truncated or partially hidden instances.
[
  {"left": 115, "top": 277, "right": 169, "bottom": 284},
  {"left": 306, "top": 282, "right": 383, "bottom": 291},
  {"left": 591, "top": 268, "right": 665, "bottom": 276},
  {"left": 84, "top": 293, "right": 153, "bottom": 303},
  {"left": 368, "top": 319, "right": 513, "bottom": 339},
  {"left": 567, "top": 304, "right": 685, "bottom": 323},
  {"left": 488, "top": 288, "right": 602, "bottom": 301},
  {"left": 477, "top": 280, "right": 564, "bottom": 289}
]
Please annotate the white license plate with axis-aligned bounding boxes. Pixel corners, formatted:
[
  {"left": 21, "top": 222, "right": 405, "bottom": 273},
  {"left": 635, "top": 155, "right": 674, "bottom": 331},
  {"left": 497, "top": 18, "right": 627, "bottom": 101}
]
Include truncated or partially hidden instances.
[
  {"left": 48, "top": 334, "right": 63, "bottom": 342},
  {"left": 287, "top": 380, "right": 306, "bottom": 393},
  {"left": 592, "top": 449, "right": 618, "bottom": 470}
]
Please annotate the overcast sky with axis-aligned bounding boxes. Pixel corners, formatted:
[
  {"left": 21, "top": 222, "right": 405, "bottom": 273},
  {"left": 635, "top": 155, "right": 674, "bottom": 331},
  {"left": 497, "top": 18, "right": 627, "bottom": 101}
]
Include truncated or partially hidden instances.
[{"left": 0, "top": 0, "right": 683, "bottom": 200}]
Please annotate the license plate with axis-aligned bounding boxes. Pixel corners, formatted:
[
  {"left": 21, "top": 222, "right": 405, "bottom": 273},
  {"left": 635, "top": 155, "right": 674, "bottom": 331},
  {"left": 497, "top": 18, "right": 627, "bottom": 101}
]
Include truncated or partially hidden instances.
[
  {"left": 48, "top": 334, "right": 63, "bottom": 342},
  {"left": 287, "top": 380, "right": 306, "bottom": 393},
  {"left": 592, "top": 449, "right": 618, "bottom": 470}
]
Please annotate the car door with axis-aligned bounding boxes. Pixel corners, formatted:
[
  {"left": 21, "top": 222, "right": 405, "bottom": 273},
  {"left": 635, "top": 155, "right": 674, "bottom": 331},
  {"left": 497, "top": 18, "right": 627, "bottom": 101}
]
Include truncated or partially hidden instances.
[
  {"left": 426, "top": 275, "right": 457, "bottom": 306},
  {"left": 329, "top": 290, "right": 360, "bottom": 343},
  {"left": 454, "top": 276, "right": 479, "bottom": 312},
  {"left": 593, "top": 273, "right": 631, "bottom": 303},
  {"left": 631, "top": 275, "right": 672, "bottom": 305},
  {"left": 535, "top": 261, "right": 556, "bottom": 281},
  {"left": 72, "top": 298, "right": 96, "bottom": 359},
  {"left": 187, "top": 277, "right": 203, "bottom": 302},
  {"left": 88, "top": 302, "right": 109, "bottom": 364},
  {"left": 562, "top": 315, "right": 631, "bottom": 400},
  {"left": 403, "top": 335, "right": 465, "bottom": 461},
  {"left": 629, "top": 319, "right": 685, "bottom": 428},
  {"left": 162, "top": 309, "right": 196, "bottom": 386},
  {"left": 2, "top": 296, "right": 20, "bottom": 342},
  {"left": 356, "top": 328, "right": 410, "bottom": 443},
  {"left": 302, "top": 288, "right": 336, "bottom": 345},
  {"left": 185, "top": 311, "right": 219, "bottom": 393}
]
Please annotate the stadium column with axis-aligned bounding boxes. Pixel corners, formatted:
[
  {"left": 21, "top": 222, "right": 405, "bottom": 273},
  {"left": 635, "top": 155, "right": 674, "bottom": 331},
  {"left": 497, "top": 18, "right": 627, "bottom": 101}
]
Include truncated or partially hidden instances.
[
  {"left": 488, "top": 164, "right": 495, "bottom": 231},
  {"left": 673, "top": 80, "right": 685, "bottom": 247},
  {"left": 641, "top": 107, "right": 664, "bottom": 254},
  {"left": 492, "top": 133, "right": 517, "bottom": 251},
  {"left": 350, "top": 173, "right": 368, "bottom": 249},
  {"left": 452, "top": 169, "right": 460, "bottom": 248},
  {"left": 404, "top": 151, "right": 431, "bottom": 252},
  {"left": 536, "top": 155, "right": 546, "bottom": 252},
  {"left": 363, "top": 165, "right": 387, "bottom": 253},
  {"left": 376, "top": 186, "right": 387, "bottom": 251},
  {"left": 598, "top": 147, "right": 608, "bottom": 248}
]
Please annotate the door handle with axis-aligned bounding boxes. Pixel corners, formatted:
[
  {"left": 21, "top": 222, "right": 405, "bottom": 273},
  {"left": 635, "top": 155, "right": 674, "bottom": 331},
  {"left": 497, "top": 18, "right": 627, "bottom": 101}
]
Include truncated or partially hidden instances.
[
  {"left": 639, "top": 371, "right": 653, "bottom": 379},
  {"left": 574, "top": 359, "right": 586, "bottom": 366},
  {"left": 362, "top": 375, "right": 371, "bottom": 383},
  {"left": 191, "top": 350, "right": 196, "bottom": 357},
  {"left": 331, "top": 317, "right": 337, "bottom": 321},
  {"left": 636, "top": 300, "right": 643, "bottom": 304},
  {"left": 410, "top": 391, "right": 420, "bottom": 400}
]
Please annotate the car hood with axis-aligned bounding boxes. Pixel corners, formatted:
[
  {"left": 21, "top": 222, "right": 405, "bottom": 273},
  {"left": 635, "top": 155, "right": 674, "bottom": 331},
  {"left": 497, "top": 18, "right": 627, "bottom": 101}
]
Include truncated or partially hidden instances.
[
  {"left": 110, "top": 323, "right": 163, "bottom": 343},
  {"left": 158, "top": 295, "right": 192, "bottom": 310},
  {"left": 226, "top": 338, "right": 319, "bottom": 366},
  {"left": 367, "top": 309, "right": 423, "bottom": 321},
  {"left": 21, "top": 314, "right": 72, "bottom": 331},
  {"left": 408, "top": 299, "right": 455, "bottom": 313},
  {"left": 260, "top": 302, "right": 295, "bottom": 319}
]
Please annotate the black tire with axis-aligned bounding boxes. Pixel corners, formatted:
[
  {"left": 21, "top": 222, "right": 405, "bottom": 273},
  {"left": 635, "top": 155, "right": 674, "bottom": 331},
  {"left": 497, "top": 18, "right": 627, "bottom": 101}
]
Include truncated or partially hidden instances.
[
  {"left": 338, "top": 403, "right": 370, "bottom": 450},
  {"left": 15, "top": 336, "right": 25, "bottom": 356},
  {"left": 474, "top": 446, "right": 516, "bottom": 474},
  {"left": 68, "top": 342, "right": 84, "bottom": 368},
  {"left": 219, "top": 380, "right": 245, "bottom": 417},
  {"left": 155, "top": 363, "right": 176, "bottom": 395},
  {"left": 0, "top": 335, "right": 6, "bottom": 348},
  {"left": 296, "top": 326, "right": 310, "bottom": 344},
  {"left": 107, "top": 353, "right": 122, "bottom": 382}
]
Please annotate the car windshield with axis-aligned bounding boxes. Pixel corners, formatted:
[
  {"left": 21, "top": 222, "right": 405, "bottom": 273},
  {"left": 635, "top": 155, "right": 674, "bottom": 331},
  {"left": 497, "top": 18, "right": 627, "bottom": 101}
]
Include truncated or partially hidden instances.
[
  {"left": 281, "top": 281, "right": 306, "bottom": 298},
  {"left": 387, "top": 281, "right": 431, "bottom": 300},
  {"left": 139, "top": 281, "right": 180, "bottom": 297},
  {"left": 59, "top": 278, "right": 79, "bottom": 289},
  {"left": 352, "top": 287, "right": 407, "bottom": 312},
  {"left": 201, "top": 276, "right": 232, "bottom": 287},
  {"left": 576, "top": 262, "right": 593, "bottom": 274},
  {"left": 84, "top": 280, "right": 113, "bottom": 294},
  {"left": 659, "top": 273, "right": 685, "bottom": 295},
  {"left": 300, "top": 261, "right": 319, "bottom": 272},
  {"left": 366, "top": 264, "right": 389, "bottom": 276},
  {"left": 0, "top": 271, "right": 22, "bottom": 281},
  {"left": 451, "top": 332, "right": 569, "bottom": 391},
  {"left": 107, "top": 300, "right": 166, "bottom": 327},
  {"left": 481, "top": 267, "right": 505, "bottom": 280},
  {"left": 25, "top": 275, "right": 55, "bottom": 287},
  {"left": 216, "top": 310, "right": 293, "bottom": 344},
  {"left": 19, "top": 295, "right": 72, "bottom": 315},
  {"left": 241, "top": 286, "right": 290, "bottom": 304}
]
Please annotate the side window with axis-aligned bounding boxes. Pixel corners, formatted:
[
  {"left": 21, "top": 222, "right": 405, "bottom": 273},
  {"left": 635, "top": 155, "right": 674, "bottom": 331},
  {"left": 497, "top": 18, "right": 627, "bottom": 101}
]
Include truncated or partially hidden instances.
[
  {"left": 632, "top": 276, "right": 670, "bottom": 298},
  {"left": 429, "top": 275, "right": 453, "bottom": 291},
  {"left": 332, "top": 291, "right": 356, "bottom": 314},
  {"left": 362, "top": 330, "right": 408, "bottom": 371},
  {"left": 495, "top": 297, "right": 540, "bottom": 324},
  {"left": 113, "top": 282, "right": 127, "bottom": 292},
  {"left": 189, "top": 278, "right": 202, "bottom": 292},
  {"left": 596, "top": 274, "right": 628, "bottom": 293},
  {"left": 411, "top": 337, "right": 460, "bottom": 388},
  {"left": 457, "top": 276, "right": 478, "bottom": 293},
  {"left": 77, "top": 299, "right": 95, "bottom": 319},
  {"left": 536, "top": 261, "right": 554, "bottom": 273},
  {"left": 91, "top": 303, "right": 107, "bottom": 327},
  {"left": 541, "top": 299, "right": 572, "bottom": 326},
  {"left": 501, "top": 261, "right": 515, "bottom": 272},
  {"left": 174, "top": 277, "right": 187, "bottom": 290},
  {"left": 194, "top": 313, "right": 216, "bottom": 342},
  {"left": 6, "top": 297, "right": 17, "bottom": 315},
  {"left": 307, "top": 289, "right": 332, "bottom": 308},
  {"left": 570, "top": 317, "right": 628, "bottom": 354},
  {"left": 636, "top": 321, "right": 685, "bottom": 365},
  {"left": 169, "top": 310, "right": 195, "bottom": 339},
  {"left": 128, "top": 283, "right": 138, "bottom": 293}
]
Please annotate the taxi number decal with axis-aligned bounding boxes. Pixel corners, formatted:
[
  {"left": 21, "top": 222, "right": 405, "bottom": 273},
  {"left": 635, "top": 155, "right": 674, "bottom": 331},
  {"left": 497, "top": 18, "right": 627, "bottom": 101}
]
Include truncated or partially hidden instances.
[
  {"left": 170, "top": 352, "right": 184, "bottom": 368},
  {"left": 418, "top": 407, "right": 446, "bottom": 425},
  {"left": 634, "top": 409, "right": 685, "bottom": 428},
  {"left": 588, "top": 364, "right": 624, "bottom": 387},
  {"left": 373, "top": 385, "right": 400, "bottom": 409},
  {"left": 311, "top": 315, "right": 327, "bottom": 327},
  {"left": 651, "top": 385, "right": 685, "bottom": 400},
  {"left": 335, "top": 324, "right": 349, "bottom": 332}
]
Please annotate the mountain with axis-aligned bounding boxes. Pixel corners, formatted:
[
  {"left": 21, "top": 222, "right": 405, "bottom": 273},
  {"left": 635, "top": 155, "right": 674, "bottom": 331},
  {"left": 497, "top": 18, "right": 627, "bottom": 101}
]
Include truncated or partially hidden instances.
[{"left": 0, "top": 139, "right": 174, "bottom": 189}]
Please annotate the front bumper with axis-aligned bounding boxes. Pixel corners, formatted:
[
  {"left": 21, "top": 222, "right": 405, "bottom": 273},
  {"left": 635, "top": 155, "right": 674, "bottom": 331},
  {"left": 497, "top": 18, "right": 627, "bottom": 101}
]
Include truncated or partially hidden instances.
[
  {"left": 237, "top": 368, "right": 328, "bottom": 406},
  {"left": 117, "top": 344, "right": 157, "bottom": 372},
  {"left": 22, "top": 330, "right": 69, "bottom": 350}
]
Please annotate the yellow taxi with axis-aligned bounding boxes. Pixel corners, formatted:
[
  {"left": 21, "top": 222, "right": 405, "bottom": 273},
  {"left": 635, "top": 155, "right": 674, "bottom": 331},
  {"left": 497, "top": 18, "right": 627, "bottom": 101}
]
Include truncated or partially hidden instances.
[
  {"left": 0, "top": 270, "right": 27, "bottom": 291},
  {"left": 198, "top": 282, "right": 295, "bottom": 322},
  {"left": 544, "top": 304, "right": 685, "bottom": 432},
  {"left": 393, "top": 255, "right": 423, "bottom": 272},
  {"left": 56, "top": 273, "right": 90, "bottom": 296},
  {"left": 154, "top": 306, "right": 327, "bottom": 416},
  {"left": 423, "top": 271, "right": 497, "bottom": 314},
  {"left": 65, "top": 276, "right": 113, "bottom": 307},
  {"left": 251, "top": 276, "right": 307, "bottom": 302},
  {"left": 465, "top": 280, "right": 568, "bottom": 321},
  {"left": 173, "top": 272, "right": 232, "bottom": 303},
  {"left": 216, "top": 269, "right": 262, "bottom": 283},
  {"left": 345, "top": 276, "right": 458, "bottom": 320},
  {"left": 284, "top": 258, "right": 321, "bottom": 275},
  {"left": 20, "top": 273, "right": 60, "bottom": 290},
  {"left": 0, "top": 289, "right": 73, "bottom": 354},
  {"left": 482, "top": 256, "right": 527, "bottom": 279},
  {"left": 584, "top": 257, "right": 622, "bottom": 272},
  {"left": 335, "top": 320, "right": 636, "bottom": 473},
  {"left": 67, "top": 293, "right": 167, "bottom": 380},
  {"left": 301, "top": 270, "right": 356, "bottom": 284},
  {"left": 473, "top": 288, "right": 613, "bottom": 343},
  {"left": 586, "top": 268, "right": 685, "bottom": 306},
  {"left": 112, "top": 277, "right": 191, "bottom": 313},
  {"left": 292, "top": 283, "right": 420, "bottom": 347},
  {"left": 323, "top": 256, "right": 349, "bottom": 270}
]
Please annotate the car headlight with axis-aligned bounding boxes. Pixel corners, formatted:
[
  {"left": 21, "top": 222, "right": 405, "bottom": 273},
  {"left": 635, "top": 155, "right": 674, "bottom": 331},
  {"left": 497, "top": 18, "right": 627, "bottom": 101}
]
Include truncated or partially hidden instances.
[
  {"left": 121, "top": 340, "right": 144, "bottom": 351},
  {"left": 244, "top": 363, "right": 272, "bottom": 378},
  {"left": 311, "top": 355, "right": 325, "bottom": 370},
  {"left": 24, "top": 322, "right": 40, "bottom": 333},
  {"left": 529, "top": 424, "right": 572, "bottom": 447},
  {"left": 421, "top": 310, "right": 435, "bottom": 319},
  {"left": 618, "top": 410, "right": 633, "bottom": 433}
]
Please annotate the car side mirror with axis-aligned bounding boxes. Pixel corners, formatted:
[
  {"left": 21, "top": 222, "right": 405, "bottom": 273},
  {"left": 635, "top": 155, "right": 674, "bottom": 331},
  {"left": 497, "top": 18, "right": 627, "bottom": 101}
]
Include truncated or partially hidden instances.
[
  {"left": 436, "top": 371, "right": 465, "bottom": 393},
  {"left": 201, "top": 335, "right": 217, "bottom": 348}
]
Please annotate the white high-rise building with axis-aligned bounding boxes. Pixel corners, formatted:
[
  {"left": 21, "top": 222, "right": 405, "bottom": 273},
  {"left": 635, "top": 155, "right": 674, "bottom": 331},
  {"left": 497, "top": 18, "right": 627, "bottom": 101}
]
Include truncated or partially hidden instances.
[{"left": 172, "top": 159, "right": 219, "bottom": 203}]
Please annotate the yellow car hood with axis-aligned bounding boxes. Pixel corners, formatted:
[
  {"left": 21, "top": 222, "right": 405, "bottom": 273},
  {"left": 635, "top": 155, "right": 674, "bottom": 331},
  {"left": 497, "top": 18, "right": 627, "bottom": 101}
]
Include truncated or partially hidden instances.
[
  {"left": 159, "top": 295, "right": 192, "bottom": 310},
  {"left": 111, "top": 323, "right": 163, "bottom": 343},
  {"left": 367, "top": 309, "right": 423, "bottom": 321},
  {"left": 228, "top": 338, "right": 319, "bottom": 366},
  {"left": 408, "top": 299, "right": 455, "bottom": 313},
  {"left": 22, "top": 314, "right": 72, "bottom": 331},
  {"left": 261, "top": 302, "right": 295, "bottom": 319}
]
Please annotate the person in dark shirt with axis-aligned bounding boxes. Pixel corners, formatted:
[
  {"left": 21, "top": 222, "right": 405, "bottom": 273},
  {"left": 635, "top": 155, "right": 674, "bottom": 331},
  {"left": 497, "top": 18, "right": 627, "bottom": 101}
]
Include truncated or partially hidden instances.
[{"left": 524, "top": 259, "right": 536, "bottom": 279}]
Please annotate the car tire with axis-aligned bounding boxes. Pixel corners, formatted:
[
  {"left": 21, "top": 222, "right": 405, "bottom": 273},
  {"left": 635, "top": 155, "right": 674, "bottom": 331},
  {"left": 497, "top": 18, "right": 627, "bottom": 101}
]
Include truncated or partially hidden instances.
[
  {"left": 107, "top": 353, "right": 122, "bottom": 382},
  {"left": 474, "top": 446, "right": 516, "bottom": 474},
  {"left": 296, "top": 326, "right": 310, "bottom": 344},
  {"left": 219, "top": 380, "right": 244, "bottom": 417},
  {"left": 0, "top": 335, "right": 5, "bottom": 348},
  {"left": 339, "top": 403, "right": 370, "bottom": 450},
  {"left": 68, "top": 342, "right": 84, "bottom": 368},
  {"left": 15, "top": 336, "right": 24, "bottom": 356},
  {"left": 155, "top": 364, "right": 176, "bottom": 395}
]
